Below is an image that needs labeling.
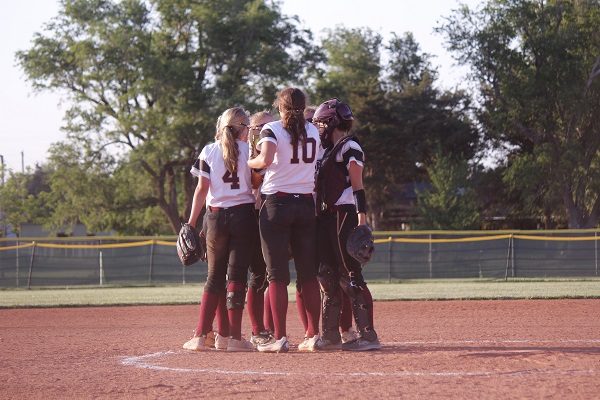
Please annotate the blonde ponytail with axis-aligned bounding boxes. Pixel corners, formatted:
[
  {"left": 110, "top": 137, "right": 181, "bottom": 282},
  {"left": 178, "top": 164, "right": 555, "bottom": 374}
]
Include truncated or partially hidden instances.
[
  {"left": 215, "top": 107, "right": 249, "bottom": 174},
  {"left": 221, "top": 125, "right": 239, "bottom": 173}
]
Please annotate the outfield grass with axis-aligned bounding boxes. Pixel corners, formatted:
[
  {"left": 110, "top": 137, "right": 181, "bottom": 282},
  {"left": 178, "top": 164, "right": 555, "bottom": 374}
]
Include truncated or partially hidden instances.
[{"left": 1, "top": 279, "right": 599, "bottom": 308}]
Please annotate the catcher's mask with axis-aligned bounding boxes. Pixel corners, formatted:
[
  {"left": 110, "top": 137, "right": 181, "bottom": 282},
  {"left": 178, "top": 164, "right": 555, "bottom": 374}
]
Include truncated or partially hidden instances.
[
  {"left": 346, "top": 225, "right": 375, "bottom": 264},
  {"left": 312, "top": 98, "right": 354, "bottom": 149}
]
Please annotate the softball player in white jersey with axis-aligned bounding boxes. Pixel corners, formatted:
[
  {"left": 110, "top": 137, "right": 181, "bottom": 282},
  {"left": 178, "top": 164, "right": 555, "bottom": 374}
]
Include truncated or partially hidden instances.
[
  {"left": 248, "top": 88, "right": 322, "bottom": 353},
  {"left": 183, "top": 107, "right": 256, "bottom": 352}
]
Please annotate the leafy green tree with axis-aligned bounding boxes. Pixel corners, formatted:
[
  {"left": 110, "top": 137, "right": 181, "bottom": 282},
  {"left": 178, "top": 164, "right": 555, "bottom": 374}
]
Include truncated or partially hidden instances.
[
  {"left": 0, "top": 168, "right": 52, "bottom": 236},
  {"left": 39, "top": 142, "right": 117, "bottom": 234},
  {"left": 439, "top": 0, "right": 600, "bottom": 228},
  {"left": 313, "top": 28, "right": 478, "bottom": 229},
  {"left": 17, "top": 0, "right": 317, "bottom": 233},
  {"left": 415, "top": 154, "right": 480, "bottom": 229}
]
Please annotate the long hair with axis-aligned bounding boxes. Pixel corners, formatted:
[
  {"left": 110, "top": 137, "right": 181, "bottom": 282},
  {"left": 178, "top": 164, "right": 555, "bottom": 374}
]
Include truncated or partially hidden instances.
[
  {"left": 274, "top": 87, "right": 307, "bottom": 146},
  {"left": 215, "top": 107, "right": 249, "bottom": 173}
]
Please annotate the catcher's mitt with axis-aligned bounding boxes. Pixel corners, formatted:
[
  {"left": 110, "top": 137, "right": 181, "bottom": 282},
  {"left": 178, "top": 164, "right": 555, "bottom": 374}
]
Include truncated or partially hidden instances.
[
  {"left": 346, "top": 224, "right": 375, "bottom": 264},
  {"left": 177, "top": 223, "right": 203, "bottom": 266}
]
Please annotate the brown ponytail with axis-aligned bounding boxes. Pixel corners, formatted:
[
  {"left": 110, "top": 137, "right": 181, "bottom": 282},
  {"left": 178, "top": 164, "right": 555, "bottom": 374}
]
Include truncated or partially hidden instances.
[
  {"left": 275, "top": 87, "right": 307, "bottom": 147},
  {"left": 215, "top": 107, "right": 249, "bottom": 173}
]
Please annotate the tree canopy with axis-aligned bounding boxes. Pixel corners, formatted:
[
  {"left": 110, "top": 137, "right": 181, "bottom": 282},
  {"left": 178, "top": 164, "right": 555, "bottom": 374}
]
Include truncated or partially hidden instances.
[
  {"left": 314, "top": 28, "right": 478, "bottom": 228},
  {"left": 439, "top": 0, "right": 600, "bottom": 228},
  {"left": 6, "top": 0, "right": 599, "bottom": 235},
  {"left": 16, "top": 0, "right": 317, "bottom": 233}
]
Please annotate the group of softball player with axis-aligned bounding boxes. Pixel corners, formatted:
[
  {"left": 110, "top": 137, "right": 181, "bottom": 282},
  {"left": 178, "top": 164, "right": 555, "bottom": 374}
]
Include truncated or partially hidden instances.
[{"left": 183, "top": 87, "right": 380, "bottom": 353}]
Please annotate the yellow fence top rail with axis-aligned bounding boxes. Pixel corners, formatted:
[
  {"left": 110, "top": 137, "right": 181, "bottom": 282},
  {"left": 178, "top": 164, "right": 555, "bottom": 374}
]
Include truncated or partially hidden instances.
[
  {"left": 4, "top": 231, "right": 600, "bottom": 251},
  {"left": 372, "top": 229, "right": 600, "bottom": 236},
  {"left": 2, "top": 229, "right": 600, "bottom": 244},
  {"left": 0, "top": 235, "right": 177, "bottom": 243}
]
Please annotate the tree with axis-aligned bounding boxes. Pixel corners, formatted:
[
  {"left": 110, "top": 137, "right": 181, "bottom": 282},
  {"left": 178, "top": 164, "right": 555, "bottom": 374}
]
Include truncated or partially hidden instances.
[
  {"left": 415, "top": 154, "right": 480, "bottom": 230},
  {"left": 0, "top": 168, "right": 52, "bottom": 236},
  {"left": 439, "top": 0, "right": 600, "bottom": 228},
  {"left": 313, "top": 28, "right": 478, "bottom": 229},
  {"left": 17, "top": 0, "right": 317, "bottom": 233}
]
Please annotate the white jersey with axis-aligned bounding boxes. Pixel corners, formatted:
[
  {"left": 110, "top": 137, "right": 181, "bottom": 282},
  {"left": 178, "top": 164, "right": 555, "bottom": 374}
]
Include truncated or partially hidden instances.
[
  {"left": 333, "top": 139, "right": 365, "bottom": 206},
  {"left": 190, "top": 140, "right": 255, "bottom": 208},
  {"left": 257, "top": 120, "right": 320, "bottom": 195}
]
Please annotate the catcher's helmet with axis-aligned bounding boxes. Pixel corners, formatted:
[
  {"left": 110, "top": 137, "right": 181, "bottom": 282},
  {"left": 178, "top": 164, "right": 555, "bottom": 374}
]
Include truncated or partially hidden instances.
[
  {"left": 346, "top": 225, "right": 375, "bottom": 264},
  {"left": 312, "top": 98, "right": 354, "bottom": 149}
]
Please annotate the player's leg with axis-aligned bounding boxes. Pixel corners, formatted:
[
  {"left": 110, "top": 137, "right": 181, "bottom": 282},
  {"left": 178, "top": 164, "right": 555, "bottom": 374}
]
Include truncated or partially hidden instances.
[
  {"left": 263, "top": 287, "right": 274, "bottom": 333},
  {"left": 339, "top": 290, "right": 357, "bottom": 343},
  {"left": 246, "top": 209, "right": 269, "bottom": 341},
  {"left": 336, "top": 208, "right": 380, "bottom": 351},
  {"left": 258, "top": 195, "right": 292, "bottom": 351},
  {"left": 223, "top": 206, "right": 255, "bottom": 349},
  {"left": 185, "top": 209, "right": 228, "bottom": 350},
  {"left": 295, "top": 282, "right": 309, "bottom": 336},
  {"left": 315, "top": 211, "right": 343, "bottom": 349},
  {"left": 291, "top": 196, "right": 321, "bottom": 349}
]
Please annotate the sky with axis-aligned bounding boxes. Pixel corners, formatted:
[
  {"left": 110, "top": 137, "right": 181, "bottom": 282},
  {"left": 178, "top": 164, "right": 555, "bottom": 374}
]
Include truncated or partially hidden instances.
[{"left": 0, "top": 0, "right": 482, "bottom": 173}]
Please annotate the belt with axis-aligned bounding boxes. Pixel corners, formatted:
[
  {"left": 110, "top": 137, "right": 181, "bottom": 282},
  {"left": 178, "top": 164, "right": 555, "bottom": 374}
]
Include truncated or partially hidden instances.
[
  {"left": 271, "top": 191, "right": 313, "bottom": 198},
  {"left": 208, "top": 203, "right": 254, "bottom": 212}
]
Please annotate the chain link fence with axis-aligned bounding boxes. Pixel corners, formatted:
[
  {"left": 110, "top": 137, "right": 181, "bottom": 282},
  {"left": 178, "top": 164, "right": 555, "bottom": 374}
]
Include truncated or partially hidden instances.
[{"left": 1, "top": 230, "right": 599, "bottom": 288}]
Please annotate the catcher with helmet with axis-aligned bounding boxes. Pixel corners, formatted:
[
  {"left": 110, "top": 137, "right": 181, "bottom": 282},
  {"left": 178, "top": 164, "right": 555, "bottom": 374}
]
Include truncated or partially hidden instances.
[
  {"left": 313, "top": 98, "right": 380, "bottom": 351},
  {"left": 182, "top": 107, "right": 257, "bottom": 352}
]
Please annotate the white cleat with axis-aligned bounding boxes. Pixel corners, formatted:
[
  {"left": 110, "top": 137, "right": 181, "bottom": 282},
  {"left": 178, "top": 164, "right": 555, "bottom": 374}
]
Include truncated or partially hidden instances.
[
  {"left": 182, "top": 336, "right": 207, "bottom": 351},
  {"left": 227, "top": 337, "right": 255, "bottom": 352},
  {"left": 257, "top": 336, "right": 290, "bottom": 353},
  {"left": 297, "top": 335, "right": 320, "bottom": 352}
]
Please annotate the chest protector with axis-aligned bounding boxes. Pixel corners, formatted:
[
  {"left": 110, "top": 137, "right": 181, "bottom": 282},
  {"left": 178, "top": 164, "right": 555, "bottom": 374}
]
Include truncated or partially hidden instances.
[{"left": 316, "top": 135, "right": 357, "bottom": 214}]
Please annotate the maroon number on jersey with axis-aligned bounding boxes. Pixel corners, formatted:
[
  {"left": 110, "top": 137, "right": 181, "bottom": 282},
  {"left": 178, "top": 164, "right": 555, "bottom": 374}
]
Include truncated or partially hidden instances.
[
  {"left": 290, "top": 137, "right": 317, "bottom": 164},
  {"left": 222, "top": 170, "right": 240, "bottom": 189}
]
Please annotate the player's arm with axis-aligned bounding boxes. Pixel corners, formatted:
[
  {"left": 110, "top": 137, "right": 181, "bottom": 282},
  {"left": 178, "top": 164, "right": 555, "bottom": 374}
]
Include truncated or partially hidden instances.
[
  {"left": 188, "top": 155, "right": 210, "bottom": 227},
  {"left": 348, "top": 161, "right": 367, "bottom": 226},
  {"left": 345, "top": 140, "right": 367, "bottom": 225},
  {"left": 248, "top": 128, "right": 276, "bottom": 169},
  {"left": 188, "top": 176, "right": 209, "bottom": 227}
]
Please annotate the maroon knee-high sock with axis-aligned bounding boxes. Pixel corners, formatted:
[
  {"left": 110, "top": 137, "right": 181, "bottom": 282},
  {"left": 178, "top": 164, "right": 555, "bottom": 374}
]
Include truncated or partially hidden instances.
[
  {"left": 263, "top": 288, "right": 274, "bottom": 332},
  {"left": 298, "top": 278, "right": 321, "bottom": 337},
  {"left": 195, "top": 290, "right": 220, "bottom": 336},
  {"left": 268, "top": 281, "right": 288, "bottom": 339},
  {"left": 340, "top": 291, "right": 353, "bottom": 332},
  {"left": 227, "top": 282, "right": 246, "bottom": 340},
  {"left": 363, "top": 287, "right": 375, "bottom": 329},
  {"left": 216, "top": 291, "right": 229, "bottom": 337},
  {"left": 246, "top": 288, "right": 265, "bottom": 334},
  {"left": 295, "top": 288, "right": 309, "bottom": 335}
]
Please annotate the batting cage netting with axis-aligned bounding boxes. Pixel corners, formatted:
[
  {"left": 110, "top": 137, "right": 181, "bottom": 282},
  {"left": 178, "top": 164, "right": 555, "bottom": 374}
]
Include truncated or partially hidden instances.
[{"left": 1, "top": 230, "right": 599, "bottom": 288}]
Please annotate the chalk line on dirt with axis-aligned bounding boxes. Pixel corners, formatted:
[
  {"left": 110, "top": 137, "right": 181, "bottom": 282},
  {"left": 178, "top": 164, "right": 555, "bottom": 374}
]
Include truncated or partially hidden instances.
[{"left": 120, "top": 338, "right": 600, "bottom": 378}]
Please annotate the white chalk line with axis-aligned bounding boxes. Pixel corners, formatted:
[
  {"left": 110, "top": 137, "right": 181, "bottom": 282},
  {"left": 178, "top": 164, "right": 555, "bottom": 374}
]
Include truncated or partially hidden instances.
[
  {"left": 385, "top": 339, "right": 600, "bottom": 346},
  {"left": 120, "top": 338, "right": 600, "bottom": 378}
]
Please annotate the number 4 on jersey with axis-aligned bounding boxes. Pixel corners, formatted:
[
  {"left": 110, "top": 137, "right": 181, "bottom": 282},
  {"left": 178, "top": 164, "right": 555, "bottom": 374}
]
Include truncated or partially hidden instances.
[{"left": 222, "top": 170, "right": 240, "bottom": 189}]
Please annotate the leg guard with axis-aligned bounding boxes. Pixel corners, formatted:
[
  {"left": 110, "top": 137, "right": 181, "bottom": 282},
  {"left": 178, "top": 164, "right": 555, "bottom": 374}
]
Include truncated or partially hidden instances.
[
  {"left": 226, "top": 282, "right": 247, "bottom": 310},
  {"left": 318, "top": 264, "right": 342, "bottom": 343},
  {"left": 317, "top": 263, "right": 339, "bottom": 294},
  {"left": 321, "top": 289, "right": 342, "bottom": 343},
  {"left": 340, "top": 274, "right": 377, "bottom": 342}
]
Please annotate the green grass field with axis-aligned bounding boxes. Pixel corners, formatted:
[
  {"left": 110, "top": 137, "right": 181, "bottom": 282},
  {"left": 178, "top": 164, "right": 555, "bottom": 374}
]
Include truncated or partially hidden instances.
[{"left": 1, "top": 279, "right": 599, "bottom": 308}]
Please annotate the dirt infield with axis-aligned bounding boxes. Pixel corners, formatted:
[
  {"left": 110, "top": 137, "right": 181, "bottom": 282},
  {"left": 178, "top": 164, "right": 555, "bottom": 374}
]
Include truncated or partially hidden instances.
[{"left": 1, "top": 300, "right": 599, "bottom": 399}]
